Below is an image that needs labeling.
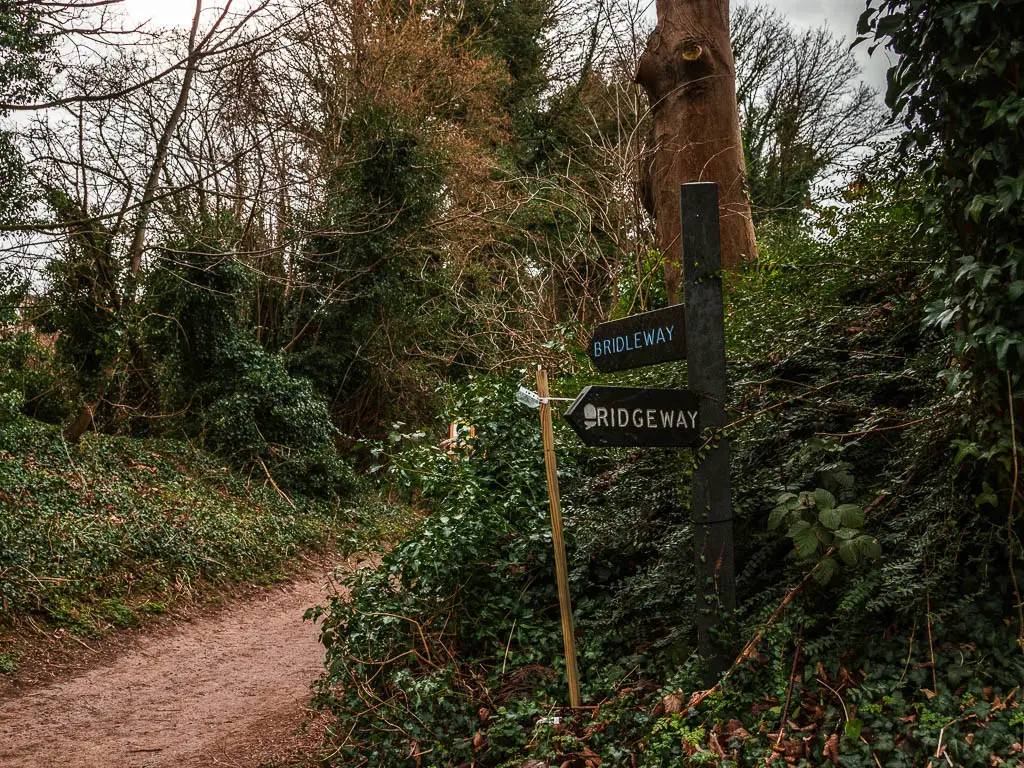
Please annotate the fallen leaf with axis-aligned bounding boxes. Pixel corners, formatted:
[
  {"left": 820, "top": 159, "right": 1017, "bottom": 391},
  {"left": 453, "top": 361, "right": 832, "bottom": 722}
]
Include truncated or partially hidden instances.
[
  {"left": 654, "top": 691, "right": 685, "bottom": 716},
  {"left": 583, "top": 721, "right": 609, "bottom": 737},
  {"left": 721, "top": 719, "right": 750, "bottom": 741},
  {"left": 784, "top": 738, "right": 805, "bottom": 758},
  {"left": 708, "top": 732, "right": 726, "bottom": 758},
  {"left": 823, "top": 733, "right": 840, "bottom": 765},
  {"left": 752, "top": 698, "right": 780, "bottom": 715}
]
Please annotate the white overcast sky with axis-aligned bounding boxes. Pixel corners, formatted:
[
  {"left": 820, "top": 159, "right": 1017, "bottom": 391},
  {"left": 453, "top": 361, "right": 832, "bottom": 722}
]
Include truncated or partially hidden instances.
[
  {"left": 770, "top": 0, "right": 893, "bottom": 94},
  {"left": 121, "top": 0, "right": 894, "bottom": 94}
]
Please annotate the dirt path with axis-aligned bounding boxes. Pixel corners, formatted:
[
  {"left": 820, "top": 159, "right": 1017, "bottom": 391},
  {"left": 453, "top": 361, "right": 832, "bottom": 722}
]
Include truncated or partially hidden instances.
[{"left": 0, "top": 561, "right": 354, "bottom": 768}]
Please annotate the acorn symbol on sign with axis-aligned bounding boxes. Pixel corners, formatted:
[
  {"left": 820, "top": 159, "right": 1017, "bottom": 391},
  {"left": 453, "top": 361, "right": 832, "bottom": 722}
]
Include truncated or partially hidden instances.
[{"left": 583, "top": 404, "right": 598, "bottom": 429}]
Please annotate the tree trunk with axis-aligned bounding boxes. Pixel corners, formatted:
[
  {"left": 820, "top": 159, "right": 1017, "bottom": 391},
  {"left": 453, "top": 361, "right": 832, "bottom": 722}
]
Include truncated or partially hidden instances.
[{"left": 635, "top": 0, "right": 756, "bottom": 304}]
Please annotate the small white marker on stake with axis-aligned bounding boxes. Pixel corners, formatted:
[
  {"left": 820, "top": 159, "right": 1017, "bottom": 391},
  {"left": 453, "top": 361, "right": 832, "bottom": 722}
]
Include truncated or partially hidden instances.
[
  {"left": 516, "top": 386, "right": 542, "bottom": 409},
  {"left": 516, "top": 386, "right": 573, "bottom": 409}
]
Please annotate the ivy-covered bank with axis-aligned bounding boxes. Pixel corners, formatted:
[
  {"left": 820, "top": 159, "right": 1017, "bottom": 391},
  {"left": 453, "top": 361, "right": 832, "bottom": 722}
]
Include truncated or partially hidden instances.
[
  {"left": 307, "top": 157, "right": 1023, "bottom": 766},
  {"left": 0, "top": 401, "right": 354, "bottom": 651},
  {"left": 305, "top": 5, "right": 1024, "bottom": 765}
]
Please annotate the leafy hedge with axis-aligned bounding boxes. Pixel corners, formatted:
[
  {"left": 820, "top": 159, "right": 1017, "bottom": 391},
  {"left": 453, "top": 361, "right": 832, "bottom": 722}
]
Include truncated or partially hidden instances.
[{"left": 861, "top": 0, "right": 1024, "bottom": 504}]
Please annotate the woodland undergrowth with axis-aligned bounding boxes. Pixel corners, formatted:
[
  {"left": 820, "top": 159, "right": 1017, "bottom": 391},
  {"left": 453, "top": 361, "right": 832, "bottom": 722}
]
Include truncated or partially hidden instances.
[{"left": 309, "top": 170, "right": 1024, "bottom": 767}]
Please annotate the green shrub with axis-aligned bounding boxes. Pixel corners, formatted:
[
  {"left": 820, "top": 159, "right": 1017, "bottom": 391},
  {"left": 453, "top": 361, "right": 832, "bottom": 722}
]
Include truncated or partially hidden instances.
[
  {"left": 0, "top": 271, "right": 75, "bottom": 424},
  {"left": 144, "top": 220, "right": 356, "bottom": 499},
  {"left": 311, "top": 376, "right": 569, "bottom": 764}
]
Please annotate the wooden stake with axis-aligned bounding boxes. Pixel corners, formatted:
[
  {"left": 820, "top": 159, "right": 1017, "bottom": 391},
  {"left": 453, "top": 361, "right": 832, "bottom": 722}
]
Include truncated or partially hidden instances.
[{"left": 536, "top": 366, "right": 582, "bottom": 709}]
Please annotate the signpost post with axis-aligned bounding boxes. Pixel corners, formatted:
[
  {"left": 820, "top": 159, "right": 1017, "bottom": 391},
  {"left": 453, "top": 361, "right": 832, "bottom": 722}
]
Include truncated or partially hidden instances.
[
  {"left": 680, "top": 182, "right": 735, "bottom": 678},
  {"left": 536, "top": 366, "right": 582, "bottom": 709}
]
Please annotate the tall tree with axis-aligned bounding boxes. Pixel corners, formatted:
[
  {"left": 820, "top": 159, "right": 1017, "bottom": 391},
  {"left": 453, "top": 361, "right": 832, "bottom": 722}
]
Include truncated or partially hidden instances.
[
  {"left": 62, "top": 0, "right": 207, "bottom": 443},
  {"left": 635, "top": 0, "right": 756, "bottom": 302}
]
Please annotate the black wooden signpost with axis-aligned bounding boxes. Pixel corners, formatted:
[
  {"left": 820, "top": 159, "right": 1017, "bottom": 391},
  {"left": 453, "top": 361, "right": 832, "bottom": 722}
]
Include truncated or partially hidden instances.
[
  {"left": 586, "top": 304, "right": 686, "bottom": 373},
  {"left": 535, "top": 182, "right": 734, "bottom": 705},
  {"left": 564, "top": 386, "right": 701, "bottom": 448},
  {"left": 573, "top": 182, "right": 734, "bottom": 679}
]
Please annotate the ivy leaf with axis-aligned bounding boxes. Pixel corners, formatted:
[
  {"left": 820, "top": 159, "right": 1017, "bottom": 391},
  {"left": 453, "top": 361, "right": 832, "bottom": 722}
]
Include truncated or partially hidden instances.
[
  {"left": 876, "top": 13, "right": 905, "bottom": 37},
  {"left": 845, "top": 718, "right": 863, "bottom": 742},
  {"left": 856, "top": 7, "right": 876, "bottom": 35},
  {"left": 974, "top": 482, "right": 998, "bottom": 509}
]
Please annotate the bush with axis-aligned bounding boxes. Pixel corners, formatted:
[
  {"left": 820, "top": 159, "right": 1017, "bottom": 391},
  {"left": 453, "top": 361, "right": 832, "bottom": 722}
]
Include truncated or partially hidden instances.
[
  {"left": 311, "top": 376, "right": 571, "bottom": 764},
  {"left": 0, "top": 270, "right": 75, "bottom": 424},
  {"left": 144, "top": 221, "right": 356, "bottom": 499}
]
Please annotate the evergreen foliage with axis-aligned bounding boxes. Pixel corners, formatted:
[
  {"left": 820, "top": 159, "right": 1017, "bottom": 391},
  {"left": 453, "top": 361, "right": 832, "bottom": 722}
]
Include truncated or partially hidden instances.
[
  {"left": 308, "top": 164, "right": 1024, "bottom": 765},
  {"left": 861, "top": 0, "right": 1024, "bottom": 438},
  {"left": 145, "top": 218, "right": 355, "bottom": 498}
]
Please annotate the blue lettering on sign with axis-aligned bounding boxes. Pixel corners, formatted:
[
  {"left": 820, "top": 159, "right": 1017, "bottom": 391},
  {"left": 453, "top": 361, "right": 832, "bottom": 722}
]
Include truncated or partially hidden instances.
[{"left": 599, "top": 325, "right": 676, "bottom": 356}]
